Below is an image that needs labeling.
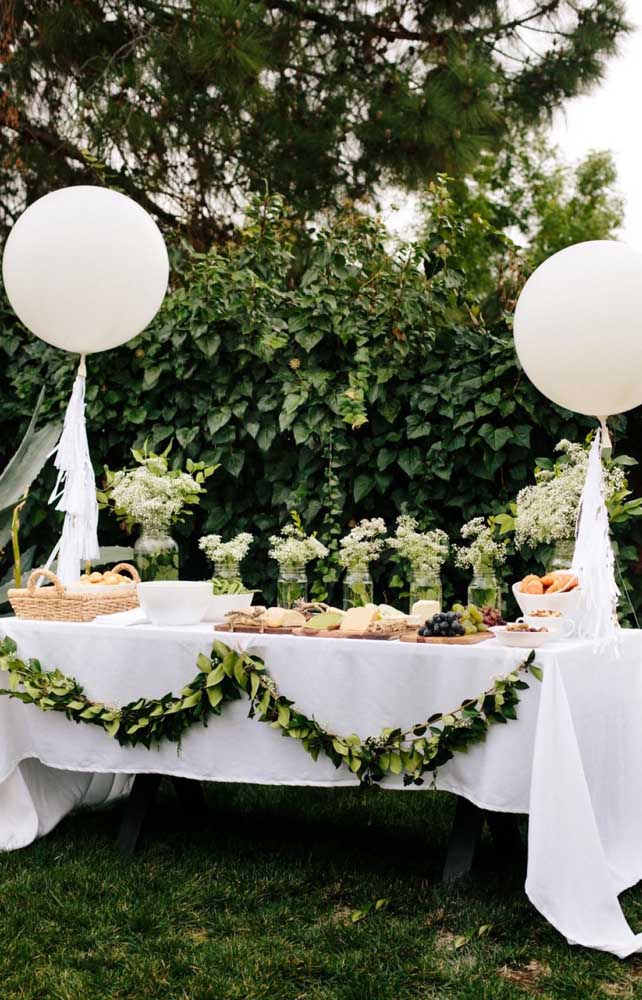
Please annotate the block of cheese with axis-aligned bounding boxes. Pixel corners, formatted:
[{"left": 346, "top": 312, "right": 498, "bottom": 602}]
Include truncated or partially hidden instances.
[
  {"left": 411, "top": 599, "right": 441, "bottom": 622},
  {"left": 340, "top": 605, "right": 378, "bottom": 631}
]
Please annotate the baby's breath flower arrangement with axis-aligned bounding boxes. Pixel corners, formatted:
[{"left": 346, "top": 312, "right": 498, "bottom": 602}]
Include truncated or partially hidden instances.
[
  {"left": 338, "top": 518, "right": 387, "bottom": 572},
  {"left": 100, "top": 445, "right": 216, "bottom": 581},
  {"left": 514, "top": 439, "right": 628, "bottom": 550},
  {"left": 388, "top": 516, "right": 449, "bottom": 574},
  {"left": 268, "top": 523, "right": 329, "bottom": 568},
  {"left": 269, "top": 519, "right": 329, "bottom": 608},
  {"left": 455, "top": 517, "right": 507, "bottom": 573},
  {"left": 338, "top": 518, "right": 387, "bottom": 608},
  {"left": 199, "top": 532, "right": 254, "bottom": 567},
  {"left": 455, "top": 517, "right": 507, "bottom": 611},
  {"left": 199, "top": 532, "right": 254, "bottom": 594}
]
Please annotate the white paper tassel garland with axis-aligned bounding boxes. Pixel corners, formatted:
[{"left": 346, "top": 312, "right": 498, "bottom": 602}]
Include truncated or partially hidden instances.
[
  {"left": 47, "top": 359, "right": 100, "bottom": 585},
  {"left": 571, "top": 429, "right": 620, "bottom": 641}
]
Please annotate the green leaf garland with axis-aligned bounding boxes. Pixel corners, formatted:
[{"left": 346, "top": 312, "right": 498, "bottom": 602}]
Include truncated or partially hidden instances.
[{"left": 0, "top": 636, "right": 540, "bottom": 786}]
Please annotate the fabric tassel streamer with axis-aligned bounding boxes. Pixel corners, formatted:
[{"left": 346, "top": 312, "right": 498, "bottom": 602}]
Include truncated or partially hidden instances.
[
  {"left": 45, "top": 356, "right": 100, "bottom": 585},
  {"left": 571, "top": 427, "right": 620, "bottom": 642}
]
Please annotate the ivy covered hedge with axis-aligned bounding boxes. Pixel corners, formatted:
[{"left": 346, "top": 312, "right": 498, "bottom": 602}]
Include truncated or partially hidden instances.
[{"left": 1, "top": 185, "right": 640, "bottom": 610}]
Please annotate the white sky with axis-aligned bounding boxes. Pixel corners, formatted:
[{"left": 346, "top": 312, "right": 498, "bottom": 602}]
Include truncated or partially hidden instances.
[{"left": 551, "top": 0, "right": 642, "bottom": 250}]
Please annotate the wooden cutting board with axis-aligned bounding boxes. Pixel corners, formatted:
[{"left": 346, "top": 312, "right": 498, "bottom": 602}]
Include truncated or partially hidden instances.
[
  {"left": 291, "top": 627, "right": 404, "bottom": 641},
  {"left": 400, "top": 632, "right": 495, "bottom": 645},
  {"left": 213, "top": 624, "right": 299, "bottom": 635}
]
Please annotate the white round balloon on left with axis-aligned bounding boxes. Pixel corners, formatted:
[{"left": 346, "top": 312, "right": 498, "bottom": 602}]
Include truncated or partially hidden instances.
[{"left": 2, "top": 186, "right": 169, "bottom": 354}]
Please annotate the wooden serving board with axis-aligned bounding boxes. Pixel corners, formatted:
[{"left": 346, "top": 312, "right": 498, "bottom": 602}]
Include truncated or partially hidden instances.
[
  {"left": 291, "top": 627, "right": 404, "bottom": 641},
  {"left": 401, "top": 632, "right": 495, "bottom": 645},
  {"left": 213, "top": 624, "right": 298, "bottom": 635}
]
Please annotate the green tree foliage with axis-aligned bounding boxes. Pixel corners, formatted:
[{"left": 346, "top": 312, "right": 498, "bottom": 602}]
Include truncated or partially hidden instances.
[
  {"left": 433, "top": 135, "right": 624, "bottom": 301},
  {"left": 4, "top": 184, "right": 640, "bottom": 610},
  {"left": 0, "top": 1, "right": 628, "bottom": 242}
]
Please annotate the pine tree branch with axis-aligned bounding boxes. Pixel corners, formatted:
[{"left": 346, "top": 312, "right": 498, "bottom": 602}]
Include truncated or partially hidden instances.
[{"left": 1, "top": 115, "right": 178, "bottom": 227}]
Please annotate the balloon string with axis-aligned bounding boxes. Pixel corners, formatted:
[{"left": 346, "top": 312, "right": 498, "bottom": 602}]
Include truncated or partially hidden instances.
[{"left": 78, "top": 353, "right": 87, "bottom": 378}]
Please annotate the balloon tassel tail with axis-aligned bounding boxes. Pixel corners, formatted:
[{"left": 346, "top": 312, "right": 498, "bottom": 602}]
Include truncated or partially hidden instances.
[{"left": 47, "top": 358, "right": 100, "bottom": 585}]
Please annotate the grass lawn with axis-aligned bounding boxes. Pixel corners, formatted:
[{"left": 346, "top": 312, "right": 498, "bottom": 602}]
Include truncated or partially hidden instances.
[{"left": 1, "top": 783, "right": 641, "bottom": 1000}]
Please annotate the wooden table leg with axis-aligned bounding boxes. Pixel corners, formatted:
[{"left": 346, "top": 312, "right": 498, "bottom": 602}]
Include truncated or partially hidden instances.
[
  {"left": 116, "top": 773, "right": 162, "bottom": 857},
  {"left": 442, "top": 797, "right": 484, "bottom": 882},
  {"left": 171, "top": 776, "right": 207, "bottom": 822},
  {"left": 116, "top": 775, "right": 208, "bottom": 855},
  {"left": 442, "top": 797, "right": 524, "bottom": 882}
]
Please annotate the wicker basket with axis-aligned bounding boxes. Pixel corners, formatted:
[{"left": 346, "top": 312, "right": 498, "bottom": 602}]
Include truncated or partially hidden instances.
[{"left": 8, "top": 564, "right": 141, "bottom": 622}]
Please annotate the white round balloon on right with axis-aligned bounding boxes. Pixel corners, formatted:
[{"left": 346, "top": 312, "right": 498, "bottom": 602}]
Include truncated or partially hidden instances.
[
  {"left": 513, "top": 240, "right": 642, "bottom": 417},
  {"left": 2, "top": 185, "right": 169, "bottom": 355}
]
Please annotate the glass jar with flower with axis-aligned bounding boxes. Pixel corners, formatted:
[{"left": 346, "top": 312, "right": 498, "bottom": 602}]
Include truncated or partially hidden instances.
[
  {"left": 454, "top": 517, "right": 507, "bottom": 612},
  {"left": 268, "top": 522, "right": 328, "bottom": 607},
  {"left": 100, "top": 445, "right": 216, "bottom": 581},
  {"left": 199, "top": 532, "right": 254, "bottom": 593},
  {"left": 388, "top": 516, "right": 449, "bottom": 614},
  {"left": 338, "top": 518, "right": 387, "bottom": 609}
]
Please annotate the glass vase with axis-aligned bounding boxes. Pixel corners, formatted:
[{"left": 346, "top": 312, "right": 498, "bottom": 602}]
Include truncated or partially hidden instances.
[
  {"left": 277, "top": 564, "right": 308, "bottom": 608},
  {"left": 212, "top": 560, "right": 244, "bottom": 595},
  {"left": 342, "top": 566, "right": 374, "bottom": 610},
  {"left": 408, "top": 571, "right": 442, "bottom": 616},
  {"left": 134, "top": 528, "right": 180, "bottom": 582},
  {"left": 467, "top": 564, "right": 500, "bottom": 612},
  {"left": 548, "top": 538, "right": 575, "bottom": 572}
]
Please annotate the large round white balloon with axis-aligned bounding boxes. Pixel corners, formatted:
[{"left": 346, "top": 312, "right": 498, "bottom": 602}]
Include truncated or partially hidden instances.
[
  {"left": 2, "top": 186, "right": 169, "bottom": 355},
  {"left": 513, "top": 240, "right": 642, "bottom": 417}
]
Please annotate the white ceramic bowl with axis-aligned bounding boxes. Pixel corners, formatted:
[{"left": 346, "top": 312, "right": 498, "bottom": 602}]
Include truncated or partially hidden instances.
[
  {"left": 491, "top": 625, "right": 552, "bottom": 649},
  {"left": 202, "top": 592, "right": 255, "bottom": 623},
  {"left": 512, "top": 582, "right": 582, "bottom": 619},
  {"left": 518, "top": 614, "right": 575, "bottom": 638},
  {"left": 137, "top": 581, "right": 211, "bottom": 626}
]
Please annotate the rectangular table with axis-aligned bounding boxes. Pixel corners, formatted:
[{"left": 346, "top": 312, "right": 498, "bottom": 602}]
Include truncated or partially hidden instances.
[{"left": 1, "top": 618, "right": 642, "bottom": 958}]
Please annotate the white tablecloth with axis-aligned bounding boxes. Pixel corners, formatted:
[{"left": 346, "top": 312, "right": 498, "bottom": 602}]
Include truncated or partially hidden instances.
[{"left": 1, "top": 620, "right": 642, "bottom": 958}]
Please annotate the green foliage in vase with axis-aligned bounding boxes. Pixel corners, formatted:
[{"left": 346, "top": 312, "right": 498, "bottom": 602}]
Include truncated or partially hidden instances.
[{"left": 0, "top": 2, "right": 628, "bottom": 241}]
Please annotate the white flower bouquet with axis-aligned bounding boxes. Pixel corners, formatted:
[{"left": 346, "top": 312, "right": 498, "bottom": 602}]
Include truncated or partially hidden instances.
[
  {"left": 101, "top": 447, "right": 215, "bottom": 534},
  {"left": 514, "top": 439, "right": 628, "bottom": 549},
  {"left": 454, "top": 517, "right": 507, "bottom": 572},
  {"left": 338, "top": 518, "right": 387, "bottom": 571},
  {"left": 268, "top": 523, "right": 329, "bottom": 568},
  {"left": 388, "top": 516, "right": 449, "bottom": 575},
  {"left": 199, "top": 532, "right": 254, "bottom": 567}
]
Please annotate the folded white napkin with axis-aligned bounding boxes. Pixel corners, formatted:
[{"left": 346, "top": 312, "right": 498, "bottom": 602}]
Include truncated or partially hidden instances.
[{"left": 93, "top": 608, "right": 150, "bottom": 626}]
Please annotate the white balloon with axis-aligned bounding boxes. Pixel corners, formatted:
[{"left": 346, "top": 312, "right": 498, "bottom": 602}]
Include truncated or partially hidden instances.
[
  {"left": 2, "top": 186, "right": 169, "bottom": 355},
  {"left": 513, "top": 240, "right": 642, "bottom": 417}
]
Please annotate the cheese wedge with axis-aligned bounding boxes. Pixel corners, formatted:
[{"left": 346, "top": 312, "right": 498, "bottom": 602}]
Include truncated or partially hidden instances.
[
  {"left": 302, "top": 612, "right": 343, "bottom": 630},
  {"left": 340, "top": 605, "right": 378, "bottom": 631}
]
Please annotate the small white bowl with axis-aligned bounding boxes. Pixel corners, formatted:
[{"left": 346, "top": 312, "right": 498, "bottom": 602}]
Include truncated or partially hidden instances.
[
  {"left": 137, "top": 581, "right": 211, "bottom": 626},
  {"left": 202, "top": 592, "right": 255, "bottom": 623},
  {"left": 512, "top": 582, "right": 581, "bottom": 619},
  {"left": 518, "top": 614, "right": 575, "bottom": 638},
  {"left": 491, "top": 625, "right": 552, "bottom": 649}
]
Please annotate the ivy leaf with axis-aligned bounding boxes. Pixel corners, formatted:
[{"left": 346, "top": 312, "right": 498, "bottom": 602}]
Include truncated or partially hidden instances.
[
  {"left": 478, "top": 424, "right": 512, "bottom": 451},
  {"left": 207, "top": 408, "right": 232, "bottom": 436}
]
